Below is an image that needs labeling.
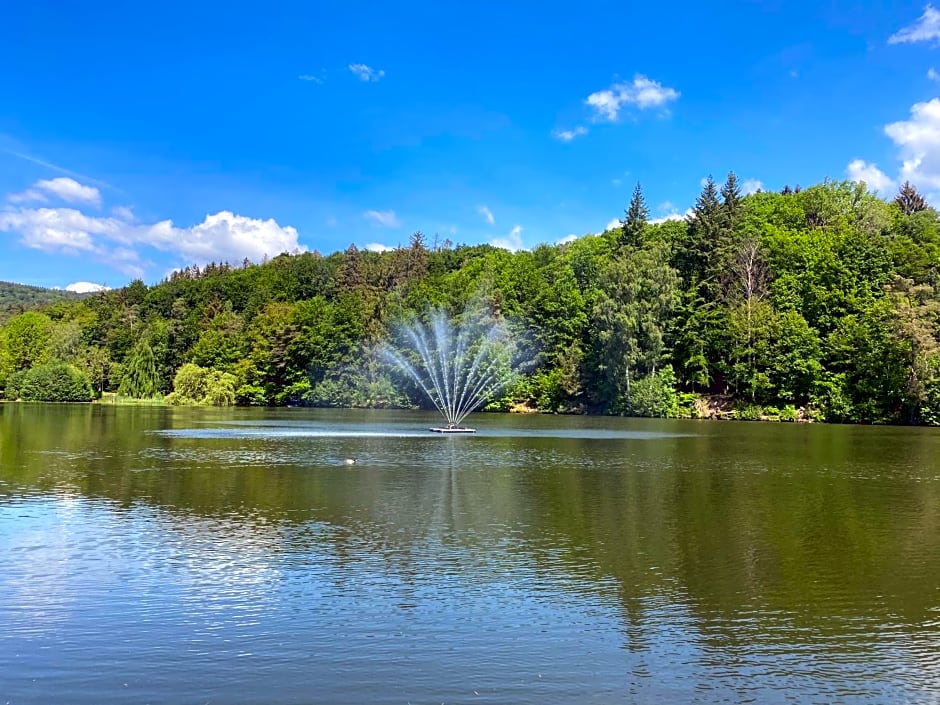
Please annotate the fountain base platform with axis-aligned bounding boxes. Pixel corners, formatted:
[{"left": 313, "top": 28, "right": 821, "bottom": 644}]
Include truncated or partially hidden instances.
[{"left": 429, "top": 426, "right": 476, "bottom": 434}]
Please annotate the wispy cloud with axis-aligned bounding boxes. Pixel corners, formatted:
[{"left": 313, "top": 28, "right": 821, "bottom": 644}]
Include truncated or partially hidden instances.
[
  {"left": 1, "top": 149, "right": 111, "bottom": 190},
  {"left": 585, "top": 74, "right": 679, "bottom": 122},
  {"left": 556, "top": 233, "right": 579, "bottom": 245},
  {"left": 298, "top": 74, "right": 324, "bottom": 84},
  {"left": 552, "top": 126, "right": 588, "bottom": 142},
  {"left": 363, "top": 209, "right": 400, "bottom": 228},
  {"left": 477, "top": 205, "right": 495, "bottom": 225},
  {"left": 349, "top": 63, "right": 385, "bottom": 82},
  {"left": 490, "top": 225, "right": 524, "bottom": 252},
  {"left": 8, "top": 177, "right": 102, "bottom": 207},
  {"left": 889, "top": 4, "right": 940, "bottom": 44},
  {"left": 112, "top": 205, "right": 134, "bottom": 221},
  {"left": 929, "top": 67, "right": 940, "bottom": 82}
]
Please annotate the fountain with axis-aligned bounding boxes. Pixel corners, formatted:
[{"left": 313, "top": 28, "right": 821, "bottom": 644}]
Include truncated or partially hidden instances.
[{"left": 383, "top": 303, "right": 519, "bottom": 433}]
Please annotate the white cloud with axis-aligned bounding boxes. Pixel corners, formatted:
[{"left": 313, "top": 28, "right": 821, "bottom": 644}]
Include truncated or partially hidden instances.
[
  {"left": 650, "top": 213, "right": 683, "bottom": 224},
  {"left": 552, "top": 126, "right": 588, "bottom": 142},
  {"left": 0, "top": 207, "right": 107, "bottom": 253},
  {"left": 742, "top": 178, "right": 764, "bottom": 195},
  {"left": 929, "top": 67, "right": 940, "bottom": 82},
  {"left": 298, "top": 74, "right": 324, "bottom": 83},
  {"left": 65, "top": 281, "right": 110, "bottom": 294},
  {"left": 585, "top": 74, "right": 679, "bottom": 122},
  {"left": 152, "top": 211, "right": 304, "bottom": 263},
  {"left": 556, "top": 233, "right": 579, "bottom": 245},
  {"left": 364, "top": 242, "right": 393, "bottom": 253},
  {"left": 349, "top": 63, "right": 385, "bottom": 82},
  {"left": 605, "top": 217, "right": 621, "bottom": 231},
  {"left": 477, "top": 205, "right": 495, "bottom": 225},
  {"left": 650, "top": 202, "right": 693, "bottom": 224},
  {"left": 884, "top": 98, "right": 940, "bottom": 190},
  {"left": 889, "top": 4, "right": 940, "bottom": 45},
  {"left": 0, "top": 206, "right": 303, "bottom": 277},
  {"left": 8, "top": 177, "right": 102, "bottom": 207},
  {"left": 490, "top": 225, "right": 525, "bottom": 252},
  {"left": 846, "top": 159, "right": 895, "bottom": 192},
  {"left": 363, "top": 209, "right": 400, "bottom": 228}
]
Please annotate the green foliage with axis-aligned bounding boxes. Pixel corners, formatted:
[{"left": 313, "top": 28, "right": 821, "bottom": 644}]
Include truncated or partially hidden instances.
[
  {"left": 591, "top": 240, "right": 678, "bottom": 408},
  {"left": 620, "top": 366, "right": 681, "bottom": 418},
  {"left": 0, "top": 281, "right": 80, "bottom": 324},
  {"left": 3, "top": 369, "right": 28, "bottom": 400},
  {"left": 0, "top": 311, "right": 54, "bottom": 383},
  {"left": 921, "top": 358, "right": 940, "bottom": 426},
  {"left": 118, "top": 339, "right": 161, "bottom": 399},
  {"left": 733, "top": 404, "right": 764, "bottom": 421},
  {"left": 17, "top": 362, "right": 94, "bottom": 402},
  {"left": 167, "top": 363, "right": 236, "bottom": 406}
]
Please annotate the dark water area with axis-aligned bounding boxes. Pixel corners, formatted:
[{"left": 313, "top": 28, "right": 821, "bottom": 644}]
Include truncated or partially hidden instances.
[{"left": 1, "top": 404, "right": 939, "bottom": 703}]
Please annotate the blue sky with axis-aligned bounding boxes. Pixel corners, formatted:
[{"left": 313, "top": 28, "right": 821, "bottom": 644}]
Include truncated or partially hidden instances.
[{"left": 1, "top": 0, "right": 940, "bottom": 289}]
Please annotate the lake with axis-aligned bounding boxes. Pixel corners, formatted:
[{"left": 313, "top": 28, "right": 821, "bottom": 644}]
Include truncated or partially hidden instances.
[{"left": 1, "top": 404, "right": 939, "bottom": 704}]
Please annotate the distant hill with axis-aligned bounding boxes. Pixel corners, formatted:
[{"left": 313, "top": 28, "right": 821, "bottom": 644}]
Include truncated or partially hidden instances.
[{"left": 0, "top": 281, "right": 82, "bottom": 323}]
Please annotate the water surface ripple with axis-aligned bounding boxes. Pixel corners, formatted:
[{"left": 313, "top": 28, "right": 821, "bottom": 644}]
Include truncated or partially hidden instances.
[{"left": 1, "top": 405, "right": 939, "bottom": 703}]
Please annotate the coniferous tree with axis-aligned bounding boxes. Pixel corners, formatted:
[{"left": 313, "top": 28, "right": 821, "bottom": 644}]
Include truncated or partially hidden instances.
[
  {"left": 895, "top": 181, "right": 929, "bottom": 216},
  {"left": 620, "top": 182, "right": 649, "bottom": 249},
  {"left": 676, "top": 175, "right": 722, "bottom": 284},
  {"left": 720, "top": 171, "right": 743, "bottom": 231},
  {"left": 717, "top": 171, "right": 744, "bottom": 269},
  {"left": 337, "top": 244, "right": 364, "bottom": 291}
]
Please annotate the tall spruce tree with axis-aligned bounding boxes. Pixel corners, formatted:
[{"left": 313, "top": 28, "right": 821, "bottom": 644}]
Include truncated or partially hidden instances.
[
  {"left": 720, "top": 171, "right": 743, "bottom": 230},
  {"left": 620, "top": 182, "right": 649, "bottom": 249},
  {"left": 675, "top": 175, "right": 722, "bottom": 285}
]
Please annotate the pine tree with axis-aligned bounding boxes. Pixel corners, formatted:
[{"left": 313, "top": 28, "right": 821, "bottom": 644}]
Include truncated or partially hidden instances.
[
  {"left": 619, "top": 182, "right": 649, "bottom": 249},
  {"left": 895, "top": 181, "right": 929, "bottom": 215}
]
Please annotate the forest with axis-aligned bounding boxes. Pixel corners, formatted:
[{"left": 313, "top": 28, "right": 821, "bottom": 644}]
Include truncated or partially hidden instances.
[
  {"left": 0, "top": 281, "right": 80, "bottom": 323},
  {"left": 2, "top": 175, "right": 940, "bottom": 425}
]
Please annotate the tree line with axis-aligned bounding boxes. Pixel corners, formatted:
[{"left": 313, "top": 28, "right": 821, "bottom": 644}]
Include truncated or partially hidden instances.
[{"left": 1, "top": 176, "right": 939, "bottom": 424}]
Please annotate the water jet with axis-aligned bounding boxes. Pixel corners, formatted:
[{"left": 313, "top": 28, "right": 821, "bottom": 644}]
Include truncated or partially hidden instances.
[{"left": 384, "top": 303, "right": 519, "bottom": 433}]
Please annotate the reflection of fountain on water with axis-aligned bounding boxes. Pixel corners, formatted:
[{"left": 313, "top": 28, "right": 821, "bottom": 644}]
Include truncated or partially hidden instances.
[{"left": 383, "top": 303, "right": 519, "bottom": 433}]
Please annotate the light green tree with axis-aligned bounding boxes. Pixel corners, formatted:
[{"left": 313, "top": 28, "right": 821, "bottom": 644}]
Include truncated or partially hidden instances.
[{"left": 118, "top": 339, "right": 161, "bottom": 398}]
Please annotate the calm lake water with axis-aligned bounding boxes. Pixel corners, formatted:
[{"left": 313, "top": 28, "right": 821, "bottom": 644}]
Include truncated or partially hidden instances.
[{"left": 1, "top": 405, "right": 939, "bottom": 704}]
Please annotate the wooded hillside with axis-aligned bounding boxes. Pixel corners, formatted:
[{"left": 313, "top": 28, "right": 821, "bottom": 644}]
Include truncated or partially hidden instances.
[{"left": 3, "top": 176, "right": 940, "bottom": 424}]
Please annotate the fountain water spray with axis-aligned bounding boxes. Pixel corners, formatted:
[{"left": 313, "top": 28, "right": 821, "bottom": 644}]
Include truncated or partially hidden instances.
[{"left": 383, "top": 303, "right": 519, "bottom": 431}]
